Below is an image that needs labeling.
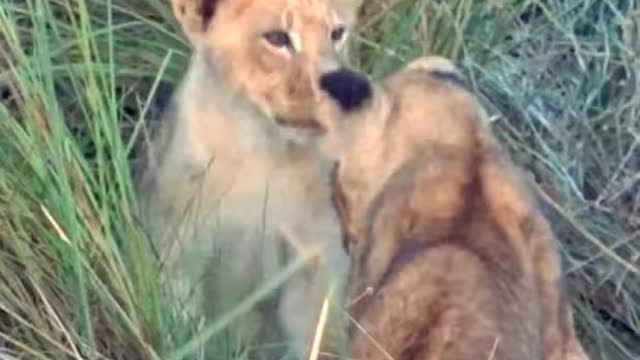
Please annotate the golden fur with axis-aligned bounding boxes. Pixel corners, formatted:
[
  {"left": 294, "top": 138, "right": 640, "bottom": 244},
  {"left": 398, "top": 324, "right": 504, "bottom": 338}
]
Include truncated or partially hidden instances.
[
  {"left": 325, "top": 57, "right": 590, "bottom": 360},
  {"left": 135, "top": 0, "right": 365, "bottom": 358}
]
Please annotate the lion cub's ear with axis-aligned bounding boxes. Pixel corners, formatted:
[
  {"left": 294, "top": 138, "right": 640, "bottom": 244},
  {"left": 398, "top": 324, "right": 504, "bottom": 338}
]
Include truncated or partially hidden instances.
[
  {"left": 171, "top": 0, "right": 220, "bottom": 41},
  {"left": 333, "top": 0, "right": 365, "bottom": 23}
]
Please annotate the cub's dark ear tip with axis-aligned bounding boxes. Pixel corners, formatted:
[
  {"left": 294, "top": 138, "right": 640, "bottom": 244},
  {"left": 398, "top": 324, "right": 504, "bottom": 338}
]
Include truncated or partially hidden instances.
[
  {"left": 174, "top": 0, "right": 219, "bottom": 31},
  {"left": 320, "top": 69, "right": 372, "bottom": 112}
]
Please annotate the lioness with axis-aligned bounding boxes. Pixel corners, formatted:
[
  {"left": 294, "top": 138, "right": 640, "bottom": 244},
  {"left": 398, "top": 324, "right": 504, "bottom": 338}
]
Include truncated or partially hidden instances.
[
  {"left": 135, "top": 0, "right": 370, "bottom": 358},
  {"left": 326, "top": 57, "right": 589, "bottom": 359}
]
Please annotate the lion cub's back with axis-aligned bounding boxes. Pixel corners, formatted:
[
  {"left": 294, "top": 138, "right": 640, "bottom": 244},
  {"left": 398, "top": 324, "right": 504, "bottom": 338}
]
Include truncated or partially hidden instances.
[
  {"left": 350, "top": 221, "right": 544, "bottom": 360},
  {"left": 348, "top": 62, "right": 547, "bottom": 359}
]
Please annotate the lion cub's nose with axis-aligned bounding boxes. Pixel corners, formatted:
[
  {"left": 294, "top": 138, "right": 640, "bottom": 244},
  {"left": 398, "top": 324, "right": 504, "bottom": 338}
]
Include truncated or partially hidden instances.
[{"left": 320, "top": 69, "right": 372, "bottom": 112}]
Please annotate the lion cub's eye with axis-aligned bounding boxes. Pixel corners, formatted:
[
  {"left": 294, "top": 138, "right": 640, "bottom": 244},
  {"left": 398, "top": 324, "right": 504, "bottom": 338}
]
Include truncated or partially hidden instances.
[
  {"left": 263, "top": 30, "right": 292, "bottom": 48},
  {"left": 331, "top": 26, "right": 346, "bottom": 42}
]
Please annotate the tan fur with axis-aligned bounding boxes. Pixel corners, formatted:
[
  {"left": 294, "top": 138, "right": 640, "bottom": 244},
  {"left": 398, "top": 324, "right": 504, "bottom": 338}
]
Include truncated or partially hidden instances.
[
  {"left": 135, "top": 0, "right": 364, "bottom": 358},
  {"left": 325, "top": 56, "right": 590, "bottom": 360}
]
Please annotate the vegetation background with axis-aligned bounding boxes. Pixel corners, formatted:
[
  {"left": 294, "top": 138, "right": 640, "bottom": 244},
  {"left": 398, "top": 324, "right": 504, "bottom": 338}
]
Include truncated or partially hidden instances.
[{"left": 0, "top": 0, "right": 638, "bottom": 359}]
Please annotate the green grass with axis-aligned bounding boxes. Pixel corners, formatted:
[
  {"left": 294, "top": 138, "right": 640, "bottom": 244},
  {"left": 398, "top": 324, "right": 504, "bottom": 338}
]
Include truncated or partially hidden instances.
[{"left": 1, "top": 0, "right": 638, "bottom": 359}]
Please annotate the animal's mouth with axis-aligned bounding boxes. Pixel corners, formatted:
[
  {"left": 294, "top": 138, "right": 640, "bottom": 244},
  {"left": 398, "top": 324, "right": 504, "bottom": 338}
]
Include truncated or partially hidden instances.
[{"left": 274, "top": 116, "right": 327, "bottom": 134}]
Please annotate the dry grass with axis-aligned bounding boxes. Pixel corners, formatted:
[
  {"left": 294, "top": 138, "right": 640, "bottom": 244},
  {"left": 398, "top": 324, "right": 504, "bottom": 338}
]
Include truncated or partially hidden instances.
[{"left": 0, "top": 0, "right": 638, "bottom": 359}]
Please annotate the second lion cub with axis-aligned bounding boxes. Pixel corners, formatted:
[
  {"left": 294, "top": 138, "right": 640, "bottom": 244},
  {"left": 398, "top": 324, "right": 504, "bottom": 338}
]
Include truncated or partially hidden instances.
[{"left": 326, "top": 57, "right": 590, "bottom": 359}]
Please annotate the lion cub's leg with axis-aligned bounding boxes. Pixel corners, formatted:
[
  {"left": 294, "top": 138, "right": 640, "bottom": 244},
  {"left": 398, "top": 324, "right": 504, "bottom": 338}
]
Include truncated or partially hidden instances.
[
  {"left": 278, "top": 224, "right": 350, "bottom": 359},
  {"left": 278, "top": 268, "right": 346, "bottom": 358}
]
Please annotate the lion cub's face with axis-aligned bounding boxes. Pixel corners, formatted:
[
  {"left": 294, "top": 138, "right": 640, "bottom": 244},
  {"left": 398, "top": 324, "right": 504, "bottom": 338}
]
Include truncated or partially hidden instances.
[{"left": 172, "top": 0, "right": 370, "bottom": 130}]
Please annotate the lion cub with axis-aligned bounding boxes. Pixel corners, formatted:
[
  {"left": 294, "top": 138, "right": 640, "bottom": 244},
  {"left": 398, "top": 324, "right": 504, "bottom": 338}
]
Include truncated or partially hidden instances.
[
  {"left": 135, "top": 0, "right": 370, "bottom": 358},
  {"left": 327, "top": 57, "right": 590, "bottom": 359}
]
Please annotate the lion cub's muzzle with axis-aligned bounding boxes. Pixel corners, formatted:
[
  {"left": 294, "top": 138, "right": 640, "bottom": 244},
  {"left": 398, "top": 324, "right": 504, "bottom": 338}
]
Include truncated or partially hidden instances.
[{"left": 320, "top": 68, "right": 372, "bottom": 112}]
